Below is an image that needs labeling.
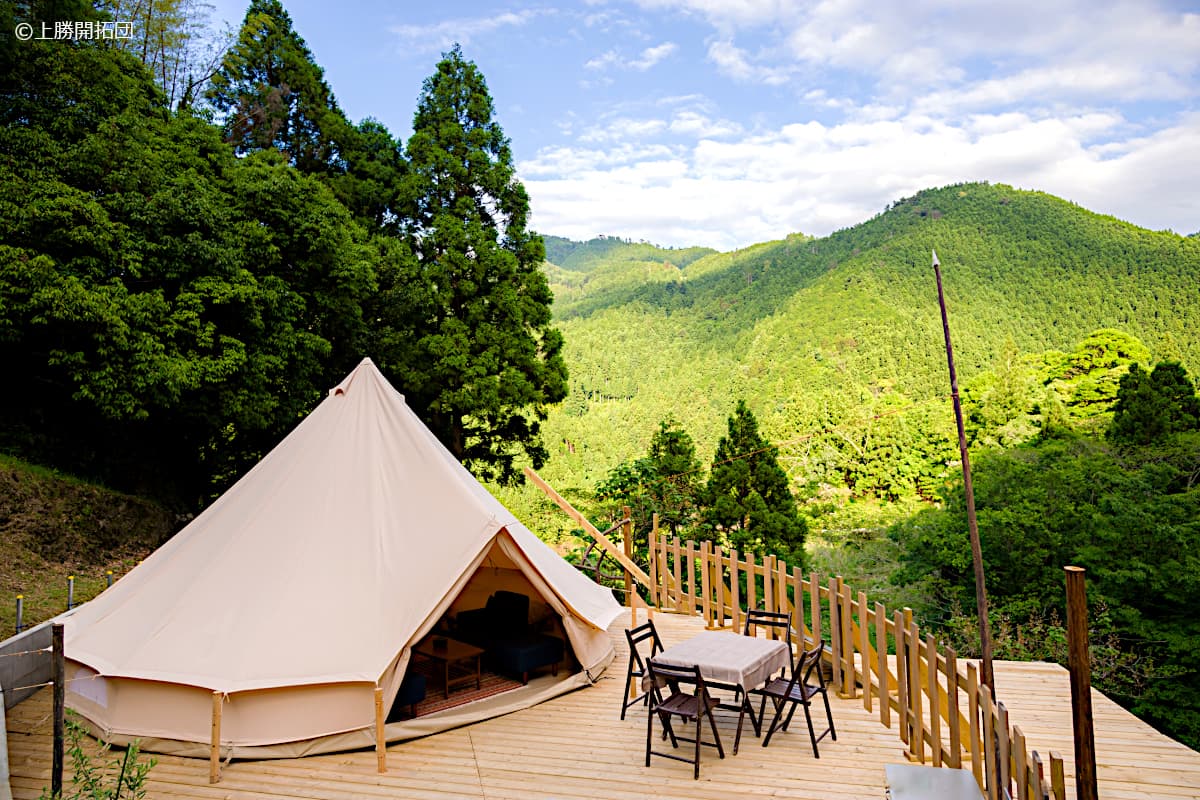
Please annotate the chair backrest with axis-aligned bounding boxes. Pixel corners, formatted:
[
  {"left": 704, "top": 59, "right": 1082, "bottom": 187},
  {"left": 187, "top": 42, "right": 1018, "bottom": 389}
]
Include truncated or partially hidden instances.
[
  {"left": 646, "top": 659, "right": 709, "bottom": 701},
  {"left": 745, "top": 608, "right": 793, "bottom": 670},
  {"left": 625, "top": 620, "right": 663, "bottom": 672},
  {"left": 795, "top": 638, "right": 827, "bottom": 690},
  {"left": 744, "top": 607, "right": 792, "bottom": 639},
  {"left": 487, "top": 590, "right": 531, "bottom": 636}
]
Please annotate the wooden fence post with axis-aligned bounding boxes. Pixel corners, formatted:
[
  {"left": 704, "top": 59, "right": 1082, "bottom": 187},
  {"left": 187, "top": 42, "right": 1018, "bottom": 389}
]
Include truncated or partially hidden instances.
[
  {"left": 648, "top": 515, "right": 659, "bottom": 608},
  {"left": 52, "top": 623, "right": 64, "bottom": 797},
  {"left": 1065, "top": 566, "right": 1098, "bottom": 800},
  {"left": 622, "top": 507, "right": 633, "bottom": 607}
]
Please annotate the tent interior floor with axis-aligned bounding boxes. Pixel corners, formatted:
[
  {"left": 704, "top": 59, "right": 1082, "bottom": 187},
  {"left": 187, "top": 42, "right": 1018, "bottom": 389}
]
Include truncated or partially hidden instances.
[
  {"left": 6, "top": 610, "right": 1200, "bottom": 800},
  {"left": 403, "top": 663, "right": 524, "bottom": 718}
]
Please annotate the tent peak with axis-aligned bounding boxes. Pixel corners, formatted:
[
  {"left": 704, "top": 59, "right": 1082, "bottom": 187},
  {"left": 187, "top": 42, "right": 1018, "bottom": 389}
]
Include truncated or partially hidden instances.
[{"left": 329, "top": 358, "right": 405, "bottom": 401}]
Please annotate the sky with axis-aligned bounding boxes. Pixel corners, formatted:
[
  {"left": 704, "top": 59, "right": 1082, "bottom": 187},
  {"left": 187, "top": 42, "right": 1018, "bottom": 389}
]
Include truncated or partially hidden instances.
[{"left": 206, "top": 0, "right": 1200, "bottom": 251}]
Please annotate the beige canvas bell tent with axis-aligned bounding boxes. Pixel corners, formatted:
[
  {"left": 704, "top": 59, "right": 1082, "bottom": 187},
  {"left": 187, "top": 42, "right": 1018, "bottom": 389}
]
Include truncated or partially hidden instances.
[{"left": 62, "top": 358, "right": 621, "bottom": 757}]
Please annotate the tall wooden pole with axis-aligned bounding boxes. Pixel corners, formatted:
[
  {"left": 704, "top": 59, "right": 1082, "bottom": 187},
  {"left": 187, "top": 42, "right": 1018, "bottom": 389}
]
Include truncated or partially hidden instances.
[
  {"left": 933, "top": 250, "right": 995, "bottom": 693},
  {"left": 622, "top": 506, "right": 633, "bottom": 606},
  {"left": 52, "top": 623, "right": 65, "bottom": 798},
  {"left": 1065, "top": 566, "right": 1099, "bottom": 800}
]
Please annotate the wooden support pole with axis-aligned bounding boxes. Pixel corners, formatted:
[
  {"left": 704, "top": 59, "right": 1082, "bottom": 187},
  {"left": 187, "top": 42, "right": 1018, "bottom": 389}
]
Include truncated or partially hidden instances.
[
  {"left": 375, "top": 686, "right": 387, "bottom": 773},
  {"left": 947, "top": 647, "right": 961, "bottom": 768},
  {"left": 841, "top": 579, "right": 856, "bottom": 699},
  {"left": 933, "top": 250, "right": 995, "bottom": 694},
  {"left": 648, "top": 514, "right": 659, "bottom": 608},
  {"left": 1050, "top": 751, "right": 1066, "bottom": 800},
  {"left": 895, "top": 609, "right": 909, "bottom": 746},
  {"left": 860, "top": 590, "right": 871, "bottom": 712},
  {"left": 622, "top": 506, "right": 633, "bottom": 606},
  {"left": 875, "top": 602, "right": 890, "bottom": 728},
  {"left": 685, "top": 540, "right": 697, "bottom": 615},
  {"left": 968, "top": 663, "right": 984, "bottom": 789},
  {"left": 524, "top": 467, "right": 651, "bottom": 586},
  {"left": 209, "top": 691, "right": 222, "bottom": 784},
  {"left": 908, "top": 621, "right": 924, "bottom": 763},
  {"left": 809, "top": 572, "right": 821, "bottom": 649},
  {"left": 52, "top": 622, "right": 64, "bottom": 798},
  {"left": 926, "top": 634, "right": 941, "bottom": 767},
  {"left": 729, "top": 549, "right": 741, "bottom": 632},
  {"left": 1065, "top": 566, "right": 1098, "bottom": 800}
]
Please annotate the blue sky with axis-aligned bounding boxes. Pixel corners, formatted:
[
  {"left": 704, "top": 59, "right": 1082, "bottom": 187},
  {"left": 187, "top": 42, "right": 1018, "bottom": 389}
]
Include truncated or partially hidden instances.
[{"left": 207, "top": 0, "right": 1200, "bottom": 250}]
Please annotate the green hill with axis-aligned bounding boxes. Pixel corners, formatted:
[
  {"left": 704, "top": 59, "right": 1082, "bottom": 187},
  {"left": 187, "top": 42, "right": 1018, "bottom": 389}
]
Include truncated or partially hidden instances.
[{"left": 512, "top": 183, "right": 1200, "bottom": 530}]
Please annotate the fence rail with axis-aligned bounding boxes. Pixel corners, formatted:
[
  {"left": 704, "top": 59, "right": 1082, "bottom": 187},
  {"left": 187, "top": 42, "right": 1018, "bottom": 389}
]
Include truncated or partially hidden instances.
[{"left": 645, "top": 533, "right": 1065, "bottom": 800}]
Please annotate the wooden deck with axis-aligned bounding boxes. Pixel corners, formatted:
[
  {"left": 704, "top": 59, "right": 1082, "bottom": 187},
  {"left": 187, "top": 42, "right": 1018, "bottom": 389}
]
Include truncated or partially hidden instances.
[{"left": 6, "top": 611, "right": 1200, "bottom": 799}]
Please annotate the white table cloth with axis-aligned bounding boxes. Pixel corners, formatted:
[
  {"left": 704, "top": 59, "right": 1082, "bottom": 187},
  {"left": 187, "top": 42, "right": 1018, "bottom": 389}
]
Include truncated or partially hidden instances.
[{"left": 652, "top": 630, "right": 789, "bottom": 691}]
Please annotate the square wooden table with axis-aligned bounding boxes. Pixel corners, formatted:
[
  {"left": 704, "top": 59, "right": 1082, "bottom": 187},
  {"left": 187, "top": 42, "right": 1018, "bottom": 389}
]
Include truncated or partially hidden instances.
[
  {"left": 414, "top": 636, "right": 485, "bottom": 699},
  {"left": 651, "top": 630, "right": 791, "bottom": 753}
]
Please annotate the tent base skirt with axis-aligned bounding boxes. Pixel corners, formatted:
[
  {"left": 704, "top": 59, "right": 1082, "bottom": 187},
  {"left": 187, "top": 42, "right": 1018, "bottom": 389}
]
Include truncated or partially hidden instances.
[{"left": 76, "top": 650, "right": 613, "bottom": 760}]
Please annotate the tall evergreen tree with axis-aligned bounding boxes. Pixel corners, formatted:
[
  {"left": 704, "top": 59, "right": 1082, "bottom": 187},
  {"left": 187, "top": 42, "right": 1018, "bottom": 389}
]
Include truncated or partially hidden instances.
[
  {"left": 1109, "top": 361, "right": 1200, "bottom": 445},
  {"left": 205, "top": 0, "right": 348, "bottom": 174},
  {"left": 704, "top": 400, "right": 807, "bottom": 568},
  {"left": 388, "top": 45, "right": 566, "bottom": 484},
  {"left": 597, "top": 417, "right": 702, "bottom": 537}
]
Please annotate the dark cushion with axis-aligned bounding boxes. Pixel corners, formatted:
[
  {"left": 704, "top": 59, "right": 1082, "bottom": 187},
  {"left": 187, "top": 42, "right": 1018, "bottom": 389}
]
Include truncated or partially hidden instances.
[
  {"left": 490, "top": 634, "right": 564, "bottom": 679},
  {"left": 457, "top": 591, "right": 532, "bottom": 647}
]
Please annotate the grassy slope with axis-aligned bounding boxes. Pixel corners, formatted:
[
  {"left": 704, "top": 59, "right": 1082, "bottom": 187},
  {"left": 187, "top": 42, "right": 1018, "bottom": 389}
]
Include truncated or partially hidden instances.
[
  {"left": 0, "top": 455, "right": 175, "bottom": 634},
  {"left": 501, "top": 183, "right": 1200, "bottom": 537}
]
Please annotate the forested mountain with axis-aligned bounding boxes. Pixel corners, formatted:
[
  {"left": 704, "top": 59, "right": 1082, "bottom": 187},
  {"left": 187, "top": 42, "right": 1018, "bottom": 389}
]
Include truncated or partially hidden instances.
[
  {"left": 499, "top": 186, "right": 1200, "bottom": 748},
  {"left": 513, "top": 183, "right": 1200, "bottom": 528}
]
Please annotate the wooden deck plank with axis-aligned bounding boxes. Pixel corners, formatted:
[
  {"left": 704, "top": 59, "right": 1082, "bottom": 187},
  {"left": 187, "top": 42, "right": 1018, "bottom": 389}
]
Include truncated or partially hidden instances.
[{"left": 6, "top": 610, "right": 1198, "bottom": 799}]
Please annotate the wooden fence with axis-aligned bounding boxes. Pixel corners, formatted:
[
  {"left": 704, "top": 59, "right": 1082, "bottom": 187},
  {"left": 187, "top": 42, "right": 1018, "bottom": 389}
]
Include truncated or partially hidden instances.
[{"left": 645, "top": 534, "right": 1067, "bottom": 800}]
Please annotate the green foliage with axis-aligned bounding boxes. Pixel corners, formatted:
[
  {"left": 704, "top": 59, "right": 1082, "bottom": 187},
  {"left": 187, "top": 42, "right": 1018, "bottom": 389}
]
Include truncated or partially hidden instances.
[
  {"left": 596, "top": 417, "right": 703, "bottom": 537},
  {"left": 0, "top": 28, "right": 374, "bottom": 504},
  {"left": 40, "top": 713, "right": 156, "bottom": 800},
  {"left": 703, "top": 400, "right": 807, "bottom": 569},
  {"left": 206, "top": 0, "right": 349, "bottom": 174},
  {"left": 891, "top": 425, "right": 1200, "bottom": 748},
  {"left": 103, "top": 0, "right": 229, "bottom": 110},
  {"left": 386, "top": 45, "right": 567, "bottom": 485},
  {"left": 1109, "top": 362, "right": 1200, "bottom": 445}
]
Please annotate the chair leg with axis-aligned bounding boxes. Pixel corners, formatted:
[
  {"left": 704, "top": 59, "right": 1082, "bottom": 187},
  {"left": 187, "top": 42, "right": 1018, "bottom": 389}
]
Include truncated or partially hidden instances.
[
  {"left": 620, "top": 657, "right": 636, "bottom": 720},
  {"left": 693, "top": 716, "right": 702, "bottom": 779},
  {"left": 645, "top": 700, "right": 654, "bottom": 766},
  {"left": 660, "top": 711, "right": 679, "bottom": 748},
  {"left": 734, "top": 699, "right": 746, "bottom": 754},
  {"left": 706, "top": 708, "right": 725, "bottom": 759},
  {"left": 823, "top": 691, "right": 837, "bottom": 741},
  {"left": 803, "top": 700, "right": 820, "bottom": 758},
  {"left": 762, "top": 697, "right": 786, "bottom": 747}
]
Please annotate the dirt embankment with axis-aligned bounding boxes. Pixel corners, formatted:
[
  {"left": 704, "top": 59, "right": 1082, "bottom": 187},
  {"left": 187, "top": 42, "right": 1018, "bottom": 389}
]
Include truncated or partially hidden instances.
[{"left": 0, "top": 460, "right": 179, "bottom": 632}]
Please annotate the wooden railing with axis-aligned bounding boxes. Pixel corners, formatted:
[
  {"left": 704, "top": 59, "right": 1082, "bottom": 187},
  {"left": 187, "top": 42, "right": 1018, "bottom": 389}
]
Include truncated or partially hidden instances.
[{"left": 646, "top": 534, "right": 1067, "bottom": 800}]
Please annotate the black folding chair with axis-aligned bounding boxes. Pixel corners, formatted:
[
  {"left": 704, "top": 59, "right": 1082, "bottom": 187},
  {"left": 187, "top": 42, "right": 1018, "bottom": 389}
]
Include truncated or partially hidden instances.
[
  {"left": 620, "top": 620, "right": 664, "bottom": 720},
  {"left": 744, "top": 607, "right": 794, "bottom": 653},
  {"left": 754, "top": 639, "right": 837, "bottom": 756},
  {"left": 645, "top": 660, "right": 725, "bottom": 779}
]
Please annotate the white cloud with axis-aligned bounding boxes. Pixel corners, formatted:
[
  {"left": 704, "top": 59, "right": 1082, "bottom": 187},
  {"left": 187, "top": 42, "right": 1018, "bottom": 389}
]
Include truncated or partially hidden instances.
[
  {"left": 521, "top": 110, "right": 1200, "bottom": 249},
  {"left": 707, "top": 40, "right": 791, "bottom": 85},
  {"left": 390, "top": 10, "right": 546, "bottom": 52},
  {"left": 586, "top": 41, "right": 678, "bottom": 71}
]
